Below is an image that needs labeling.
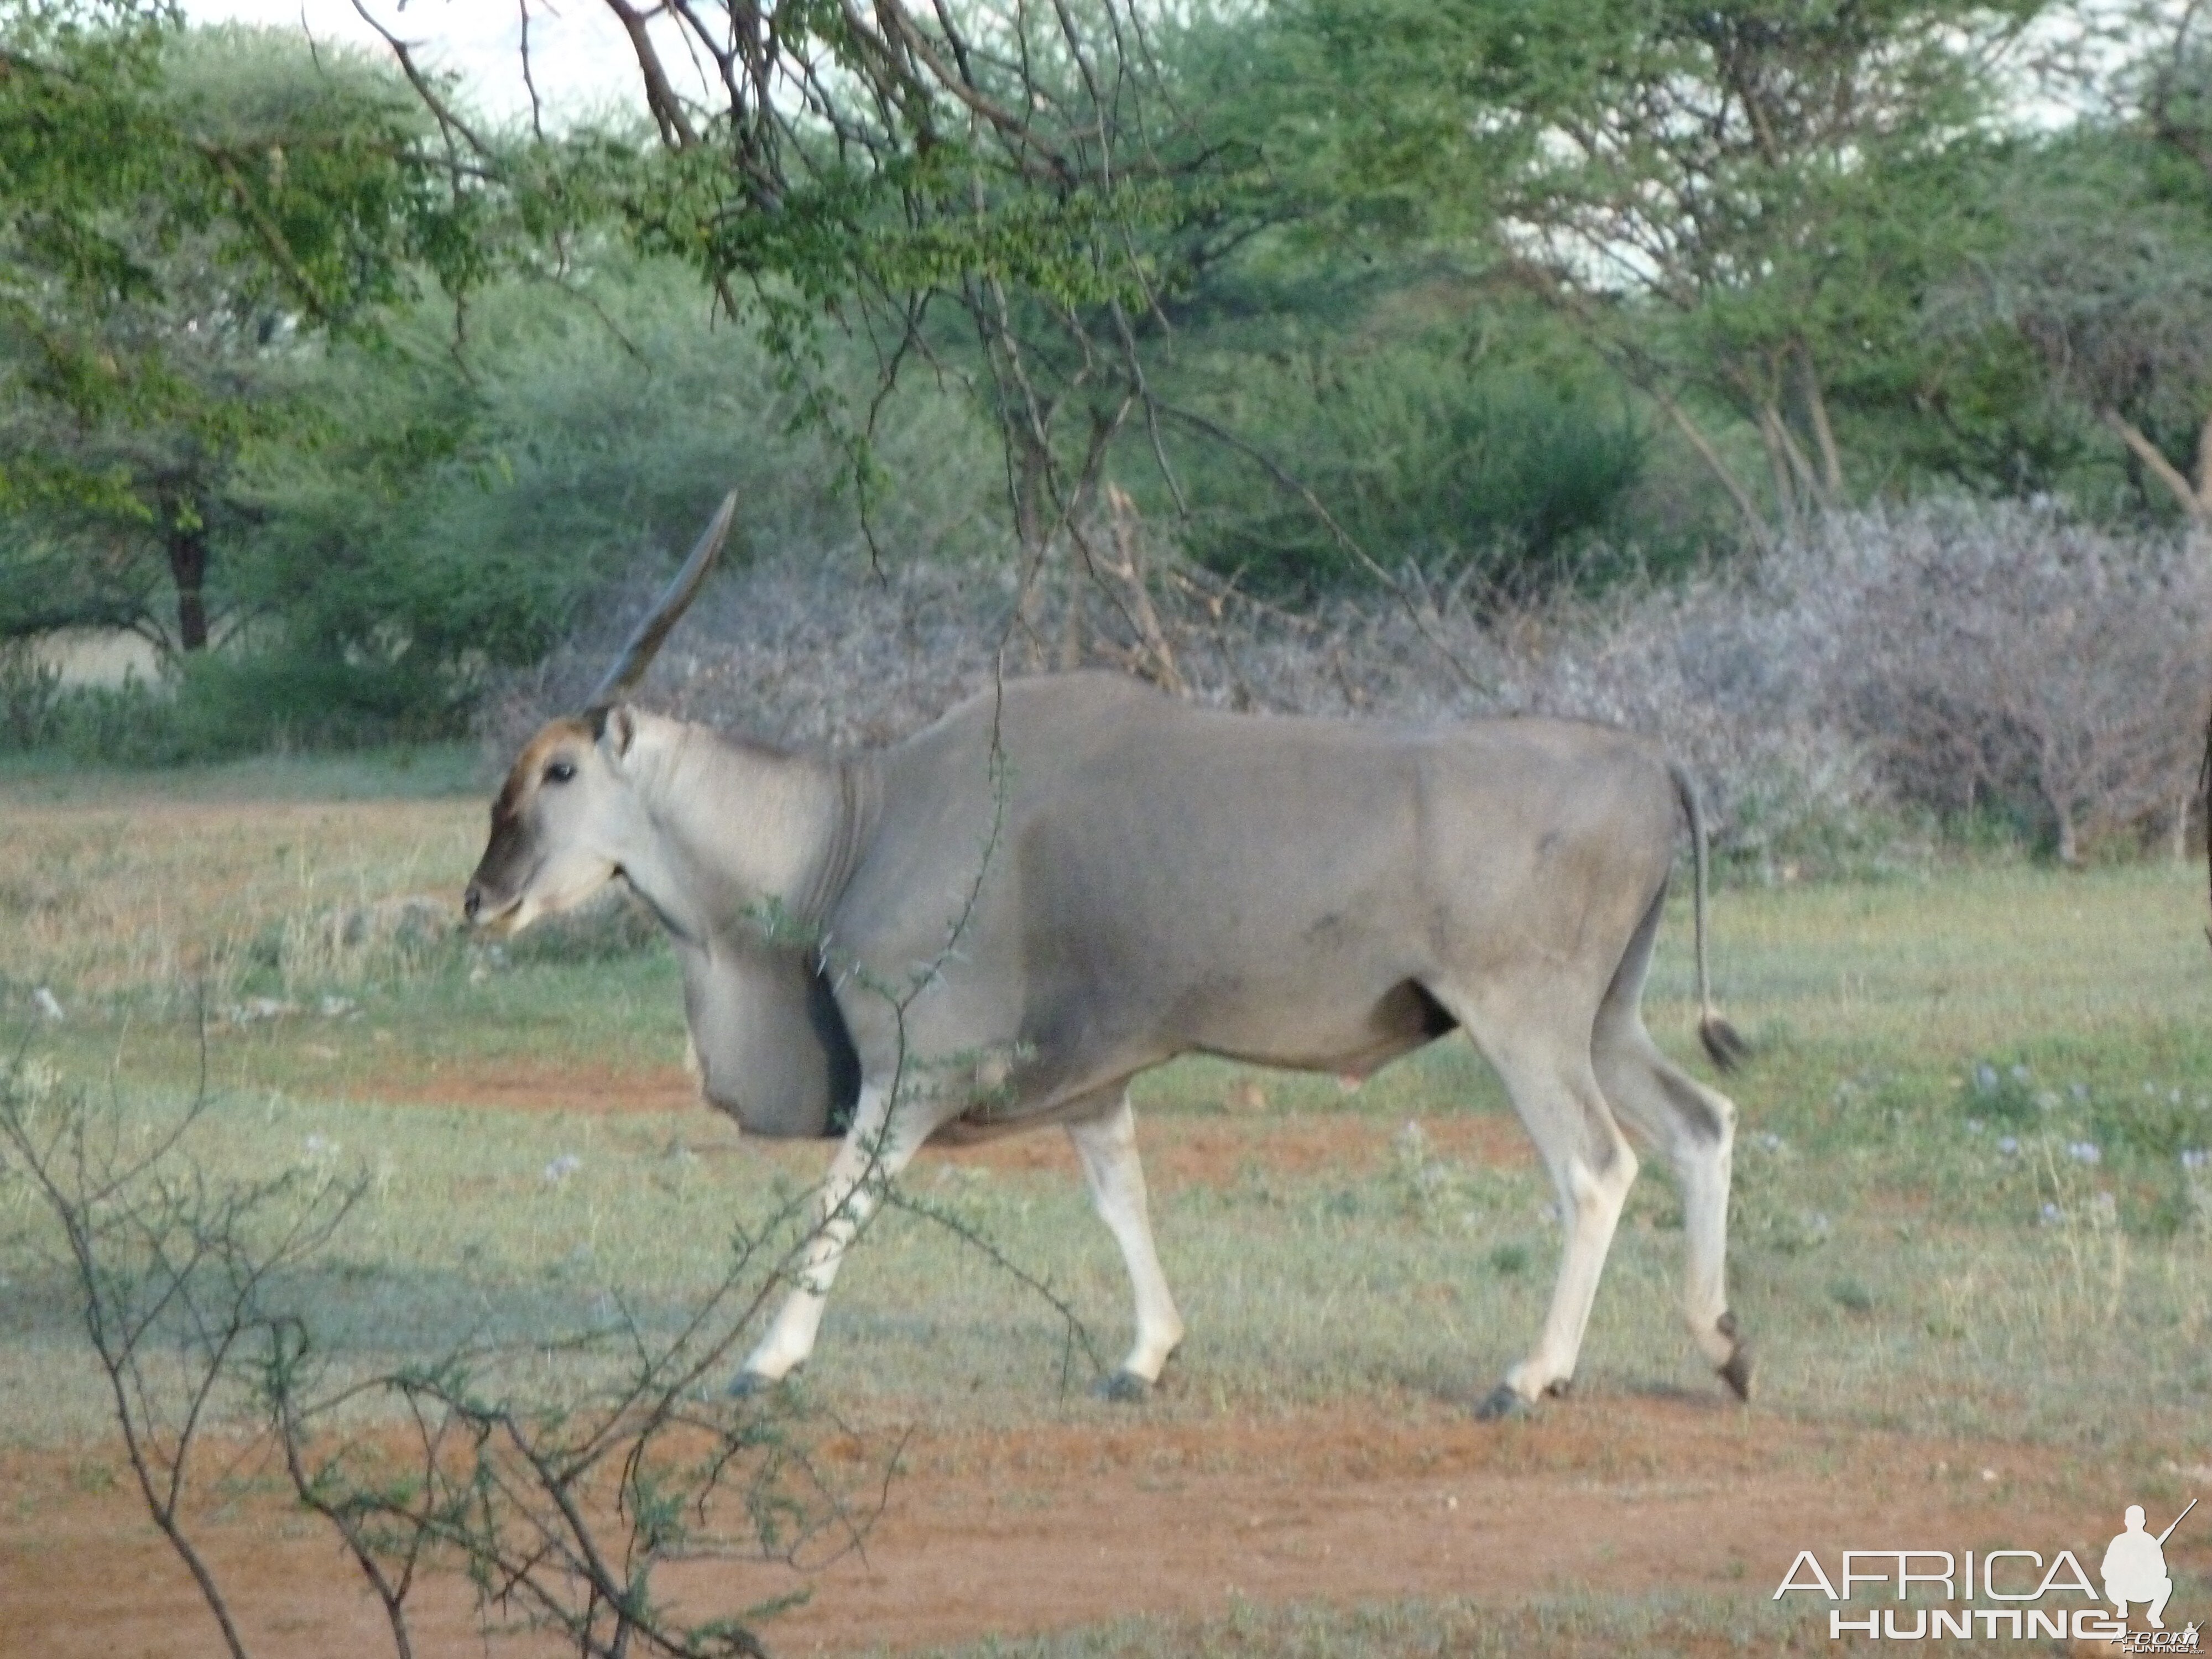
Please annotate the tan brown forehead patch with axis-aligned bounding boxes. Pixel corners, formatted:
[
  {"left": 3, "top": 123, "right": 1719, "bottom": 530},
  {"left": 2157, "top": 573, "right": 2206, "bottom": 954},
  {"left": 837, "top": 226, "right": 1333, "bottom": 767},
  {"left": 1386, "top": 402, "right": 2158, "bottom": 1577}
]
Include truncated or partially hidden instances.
[{"left": 493, "top": 718, "right": 593, "bottom": 823}]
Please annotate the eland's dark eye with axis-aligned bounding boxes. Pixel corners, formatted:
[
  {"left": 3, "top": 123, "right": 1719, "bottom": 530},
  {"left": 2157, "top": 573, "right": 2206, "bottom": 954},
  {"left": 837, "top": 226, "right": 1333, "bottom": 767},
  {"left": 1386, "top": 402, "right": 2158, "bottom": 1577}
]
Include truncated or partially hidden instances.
[{"left": 544, "top": 760, "right": 577, "bottom": 785}]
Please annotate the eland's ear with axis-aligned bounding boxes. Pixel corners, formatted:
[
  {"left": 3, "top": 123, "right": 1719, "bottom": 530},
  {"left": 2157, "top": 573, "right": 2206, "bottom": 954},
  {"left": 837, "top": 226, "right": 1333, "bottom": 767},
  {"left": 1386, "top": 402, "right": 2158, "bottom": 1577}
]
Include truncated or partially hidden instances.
[{"left": 592, "top": 703, "right": 638, "bottom": 764}]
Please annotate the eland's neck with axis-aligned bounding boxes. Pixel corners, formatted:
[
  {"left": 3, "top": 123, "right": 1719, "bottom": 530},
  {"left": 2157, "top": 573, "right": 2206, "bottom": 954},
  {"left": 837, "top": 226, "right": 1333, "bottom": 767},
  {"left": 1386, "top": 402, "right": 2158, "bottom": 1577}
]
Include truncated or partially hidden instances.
[{"left": 620, "top": 716, "right": 866, "bottom": 949}]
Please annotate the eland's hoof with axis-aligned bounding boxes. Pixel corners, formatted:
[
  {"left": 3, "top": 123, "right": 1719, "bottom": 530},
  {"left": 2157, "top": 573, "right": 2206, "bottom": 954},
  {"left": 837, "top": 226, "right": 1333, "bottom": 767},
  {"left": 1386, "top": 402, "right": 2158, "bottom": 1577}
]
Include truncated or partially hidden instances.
[
  {"left": 1719, "top": 1340, "right": 1755, "bottom": 1402},
  {"left": 1475, "top": 1383, "right": 1533, "bottom": 1421},
  {"left": 1092, "top": 1370, "right": 1151, "bottom": 1404},
  {"left": 727, "top": 1369, "right": 781, "bottom": 1400},
  {"left": 1715, "top": 1310, "right": 1754, "bottom": 1402}
]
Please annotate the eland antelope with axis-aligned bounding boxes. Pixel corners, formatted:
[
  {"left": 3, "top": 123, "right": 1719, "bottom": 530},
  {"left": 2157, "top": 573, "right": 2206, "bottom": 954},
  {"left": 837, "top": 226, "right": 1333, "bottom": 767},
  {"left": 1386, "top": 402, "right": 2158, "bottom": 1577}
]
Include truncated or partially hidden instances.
[{"left": 465, "top": 495, "right": 1754, "bottom": 1417}]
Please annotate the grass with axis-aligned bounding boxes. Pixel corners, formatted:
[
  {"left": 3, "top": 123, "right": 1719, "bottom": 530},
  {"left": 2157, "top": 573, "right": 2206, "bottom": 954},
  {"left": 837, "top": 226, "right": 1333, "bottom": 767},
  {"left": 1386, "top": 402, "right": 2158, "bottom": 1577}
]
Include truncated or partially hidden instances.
[
  {"left": 1, "top": 760, "right": 2208, "bottom": 1651},
  {"left": 0, "top": 739, "right": 483, "bottom": 805}
]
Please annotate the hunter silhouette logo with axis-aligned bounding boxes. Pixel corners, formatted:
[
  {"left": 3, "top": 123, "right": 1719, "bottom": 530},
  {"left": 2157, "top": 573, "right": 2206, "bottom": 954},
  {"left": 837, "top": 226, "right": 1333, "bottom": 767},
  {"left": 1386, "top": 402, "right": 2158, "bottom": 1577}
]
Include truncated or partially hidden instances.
[{"left": 2104, "top": 1501, "right": 2192, "bottom": 1629}]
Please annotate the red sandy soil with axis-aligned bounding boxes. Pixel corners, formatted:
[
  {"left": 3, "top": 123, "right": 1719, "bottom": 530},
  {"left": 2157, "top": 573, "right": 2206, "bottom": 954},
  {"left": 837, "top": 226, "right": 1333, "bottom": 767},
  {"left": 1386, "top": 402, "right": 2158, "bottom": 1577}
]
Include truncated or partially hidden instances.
[
  {"left": 5, "top": 1395, "right": 2190, "bottom": 1658},
  {"left": 364, "top": 1061, "right": 713, "bottom": 1119},
  {"left": 365, "top": 1058, "right": 1536, "bottom": 1190}
]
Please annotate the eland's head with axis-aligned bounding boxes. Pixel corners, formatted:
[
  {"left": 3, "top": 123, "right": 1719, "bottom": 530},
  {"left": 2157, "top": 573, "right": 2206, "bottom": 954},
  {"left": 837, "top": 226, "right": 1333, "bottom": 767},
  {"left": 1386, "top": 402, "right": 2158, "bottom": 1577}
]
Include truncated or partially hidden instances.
[{"left": 464, "top": 492, "right": 736, "bottom": 936}]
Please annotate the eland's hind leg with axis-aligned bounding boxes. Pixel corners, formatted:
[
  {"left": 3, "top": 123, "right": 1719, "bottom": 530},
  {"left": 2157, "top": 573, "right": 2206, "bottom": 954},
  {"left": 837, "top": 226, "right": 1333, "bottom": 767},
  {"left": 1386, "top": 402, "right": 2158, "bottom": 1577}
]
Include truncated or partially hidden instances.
[
  {"left": 1067, "top": 1089, "right": 1185, "bottom": 1400},
  {"left": 1593, "top": 1013, "right": 1748, "bottom": 1397},
  {"left": 1590, "top": 883, "right": 1749, "bottom": 1397},
  {"left": 1432, "top": 984, "right": 1640, "bottom": 1417}
]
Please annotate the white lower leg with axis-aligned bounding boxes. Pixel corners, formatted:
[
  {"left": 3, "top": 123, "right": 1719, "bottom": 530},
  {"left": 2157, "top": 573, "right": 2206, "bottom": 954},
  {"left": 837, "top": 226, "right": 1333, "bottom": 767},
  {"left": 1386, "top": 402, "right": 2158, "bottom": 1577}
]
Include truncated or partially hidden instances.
[
  {"left": 1678, "top": 1132, "right": 1736, "bottom": 1367},
  {"left": 1068, "top": 1094, "right": 1184, "bottom": 1383},
  {"left": 1506, "top": 1143, "right": 1635, "bottom": 1401},
  {"left": 1594, "top": 1032, "right": 1741, "bottom": 1374},
  {"left": 745, "top": 1275, "right": 831, "bottom": 1383},
  {"left": 742, "top": 1086, "right": 914, "bottom": 1381}
]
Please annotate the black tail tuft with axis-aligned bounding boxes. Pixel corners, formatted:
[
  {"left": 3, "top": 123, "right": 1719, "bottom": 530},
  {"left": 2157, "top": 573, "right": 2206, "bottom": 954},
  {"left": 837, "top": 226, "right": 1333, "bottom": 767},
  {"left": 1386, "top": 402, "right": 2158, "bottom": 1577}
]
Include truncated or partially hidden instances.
[{"left": 1699, "top": 1013, "right": 1750, "bottom": 1073}]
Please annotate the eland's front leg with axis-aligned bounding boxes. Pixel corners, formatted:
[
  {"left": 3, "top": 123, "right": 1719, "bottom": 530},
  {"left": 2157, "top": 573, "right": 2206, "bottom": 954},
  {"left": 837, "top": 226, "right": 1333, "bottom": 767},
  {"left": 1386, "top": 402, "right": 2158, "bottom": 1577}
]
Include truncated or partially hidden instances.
[
  {"left": 1067, "top": 1091, "right": 1185, "bottom": 1400},
  {"left": 734, "top": 1083, "right": 920, "bottom": 1391}
]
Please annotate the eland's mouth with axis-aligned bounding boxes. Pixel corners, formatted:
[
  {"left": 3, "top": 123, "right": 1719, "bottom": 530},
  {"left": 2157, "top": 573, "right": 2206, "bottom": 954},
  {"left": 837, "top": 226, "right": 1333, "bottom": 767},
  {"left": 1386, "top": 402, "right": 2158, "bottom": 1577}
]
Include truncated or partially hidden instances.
[
  {"left": 463, "top": 879, "right": 529, "bottom": 936},
  {"left": 473, "top": 895, "right": 528, "bottom": 936},
  {"left": 466, "top": 858, "right": 617, "bottom": 937}
]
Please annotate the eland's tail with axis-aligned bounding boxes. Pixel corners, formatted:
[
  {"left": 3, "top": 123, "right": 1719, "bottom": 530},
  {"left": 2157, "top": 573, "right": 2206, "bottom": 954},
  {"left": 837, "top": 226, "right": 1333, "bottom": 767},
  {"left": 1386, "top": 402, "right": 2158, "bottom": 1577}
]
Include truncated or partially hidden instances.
[{"left": 1670, "top": 763, "right": 1748, "bottom": 1073}]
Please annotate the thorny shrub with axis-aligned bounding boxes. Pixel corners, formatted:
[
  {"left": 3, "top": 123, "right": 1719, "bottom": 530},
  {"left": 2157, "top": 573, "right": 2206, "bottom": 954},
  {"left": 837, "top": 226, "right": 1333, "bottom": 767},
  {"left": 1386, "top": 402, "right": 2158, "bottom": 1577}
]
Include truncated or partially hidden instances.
[{"left": 0, "top": 1050, "right": 914, "bottom": 1659}]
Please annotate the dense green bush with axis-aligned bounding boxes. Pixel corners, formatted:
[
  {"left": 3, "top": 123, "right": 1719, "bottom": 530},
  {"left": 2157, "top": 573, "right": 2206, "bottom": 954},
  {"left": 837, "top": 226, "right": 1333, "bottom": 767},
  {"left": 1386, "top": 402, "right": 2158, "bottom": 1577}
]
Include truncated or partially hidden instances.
[
  {"left": 1150, "top": 314, "right": 1666, "bottom": 597},
  {"left": 1204, "top": 371, "right": 1645, "bottom": 592},
  {"left": 231, "top": 258, "right": 1000, "bottom": 679},
  {"left": 0, "top": 649, "right": 468, "bottom": 764}
]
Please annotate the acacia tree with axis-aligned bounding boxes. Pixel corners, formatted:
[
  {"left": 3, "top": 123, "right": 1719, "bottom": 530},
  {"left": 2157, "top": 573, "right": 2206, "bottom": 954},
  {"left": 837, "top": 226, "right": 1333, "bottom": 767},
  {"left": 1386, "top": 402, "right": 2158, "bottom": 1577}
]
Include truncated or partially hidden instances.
[
  {"left": 0, "top": 4, "right": 476, "bottom": 652},
  {"left": 1981, "top": 2, "right": 2212, "bottom": 525},
  {"left": 1266, "top": 0, "right": 2052, "bottom": 547},
  {"left": 352, "top": 0, "right": 1292, "bottom": 658}
]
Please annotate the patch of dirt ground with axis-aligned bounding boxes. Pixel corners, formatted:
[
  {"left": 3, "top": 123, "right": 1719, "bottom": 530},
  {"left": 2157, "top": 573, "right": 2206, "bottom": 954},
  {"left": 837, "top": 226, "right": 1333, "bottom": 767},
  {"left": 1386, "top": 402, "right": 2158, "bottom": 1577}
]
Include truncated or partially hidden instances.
[
  {"left": 367, "top": 1057, "right": 1536, "bottom": 1189},
  {"left": 367, "top": 1061, "right": 713, "bottom": 1119},
  {"left": 6, "top": 1397, "right": 2195, "bottom": 1657}
]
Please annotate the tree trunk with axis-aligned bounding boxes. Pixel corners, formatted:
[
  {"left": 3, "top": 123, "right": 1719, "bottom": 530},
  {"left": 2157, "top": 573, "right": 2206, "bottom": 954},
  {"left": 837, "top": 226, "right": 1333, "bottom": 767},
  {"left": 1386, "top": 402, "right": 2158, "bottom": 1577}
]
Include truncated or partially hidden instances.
[
  {"left": 1772, "top": 410, "right": 1825, "bottom": 507},
  {"left": 2054, "top": 801, "right": 2079, "bottom": 868},
  {"left": 1104, "top": 483, "right": 1186, "bottom": 696},
  {"left": 165, "top": 512, "right": 211, "bottom": 653},
  {"left": 1012, "top": 432, "right": 1050, "bottom": 559},
  {"left": 1755, "top": 400, "right": 1802, "bottom": 524},
  {"left": 1646, "top": 384, "right": 1772, "bottom": 552},
  {"left": 1011, "top": 432, "right": 1053, "bottom": 671},
  {"left": 1797, "top": 342, "right": 1844, "bottom": 501},
  {"left": 2101, "top": 407, "right": 2211, "bottom": 523},
  {"left": 1056, "top": 582, "right": 1086, "bottom": 671}
]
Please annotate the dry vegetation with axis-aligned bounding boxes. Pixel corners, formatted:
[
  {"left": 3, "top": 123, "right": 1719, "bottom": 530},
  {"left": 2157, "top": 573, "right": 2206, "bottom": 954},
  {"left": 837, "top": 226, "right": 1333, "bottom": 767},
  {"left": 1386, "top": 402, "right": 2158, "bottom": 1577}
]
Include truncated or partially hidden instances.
[{"left": 0, "top": 797, "right": 478, "bottom": 1010}]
